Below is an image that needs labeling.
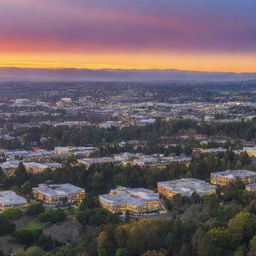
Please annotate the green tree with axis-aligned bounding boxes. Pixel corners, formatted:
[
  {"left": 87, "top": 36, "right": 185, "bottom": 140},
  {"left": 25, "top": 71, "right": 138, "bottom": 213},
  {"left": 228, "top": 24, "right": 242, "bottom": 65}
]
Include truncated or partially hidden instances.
[
  {"left": 227, "top": 212, "right": 256, "bottom": 245},
  {"left": 2, "top": 207, "right": 23, "bottom": 220},
  {"left": 115, "top": 248, "right": 131, "bottom": 256},
  {"left": 0, "top": 215, "right": 16, "bottom": 235},
  {"left": 39, "top": 208, "right": 66, "bottom": 224},
  {"left": 248, "top": 235, "right": 256, "bottom": 256},
  {"left": 14, "top": 162, "right": 29, "bottom": 186},
  {"left": 26, "top": 202, "right": 45, "bottom": 216},
  {"left": 13, "top": 228, "right": 42, "bottom": 245}
]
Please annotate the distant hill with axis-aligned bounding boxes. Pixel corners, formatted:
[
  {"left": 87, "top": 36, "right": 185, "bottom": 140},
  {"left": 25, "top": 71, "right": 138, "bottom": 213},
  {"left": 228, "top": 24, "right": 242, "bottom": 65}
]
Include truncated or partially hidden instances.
[{"left": 0, "top": 67, "right": 256, "bottom": 82}]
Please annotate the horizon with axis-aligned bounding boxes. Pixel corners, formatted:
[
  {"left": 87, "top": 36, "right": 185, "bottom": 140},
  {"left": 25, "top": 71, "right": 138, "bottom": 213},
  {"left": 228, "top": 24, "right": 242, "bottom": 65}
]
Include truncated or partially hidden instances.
[{"left": 1, "top": 0, "right": 256, "bottom": 72}]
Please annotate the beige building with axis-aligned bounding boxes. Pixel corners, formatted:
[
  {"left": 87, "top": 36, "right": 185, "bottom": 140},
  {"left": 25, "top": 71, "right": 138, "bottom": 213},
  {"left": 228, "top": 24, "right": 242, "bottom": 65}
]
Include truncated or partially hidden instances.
[
  {"left": 99, "top": 186, "right": 162, "bottom": 215},
  {"left": 211, "top": 170, "right": 256, "bottom": 186},
  {"left": 33, "top": 183, "right": 85, "bottom": 206},
  {"left": 158, "top": 178, "right": 216, "bottom": 198}
]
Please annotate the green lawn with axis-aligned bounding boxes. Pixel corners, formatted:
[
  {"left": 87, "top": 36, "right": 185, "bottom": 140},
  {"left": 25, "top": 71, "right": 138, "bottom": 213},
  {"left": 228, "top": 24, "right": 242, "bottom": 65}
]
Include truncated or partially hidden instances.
[{"left": 23, "top": 220, "right": 44, "bottom": 229}]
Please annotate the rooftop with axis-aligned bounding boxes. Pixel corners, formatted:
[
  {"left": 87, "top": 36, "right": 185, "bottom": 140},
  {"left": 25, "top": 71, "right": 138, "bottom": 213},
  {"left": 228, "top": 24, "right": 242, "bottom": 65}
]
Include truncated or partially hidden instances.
[
  {"left": 212, "top": 170, "right": 256, "bottom": 179},
  {"left": 33, "top": 183, "right": 84, "bottom": 198},
  {"left": 158, "top": 178, "right": 216, "bottom": 197},
  {"left": 78, "top": 157, "right": 119, "bottom": 164},
  {"left": 0, "top": 191, "right": 27, "bottom": 206},
  {"left": 99, "top": 186, "right": 160, "bottom": 206}
]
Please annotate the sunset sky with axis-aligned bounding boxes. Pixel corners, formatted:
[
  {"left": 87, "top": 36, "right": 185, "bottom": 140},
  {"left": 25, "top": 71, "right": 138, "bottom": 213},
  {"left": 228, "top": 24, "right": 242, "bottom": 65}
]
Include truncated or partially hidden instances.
[{"left": 1, "top": 0, "right": 256, "bottom": 72}]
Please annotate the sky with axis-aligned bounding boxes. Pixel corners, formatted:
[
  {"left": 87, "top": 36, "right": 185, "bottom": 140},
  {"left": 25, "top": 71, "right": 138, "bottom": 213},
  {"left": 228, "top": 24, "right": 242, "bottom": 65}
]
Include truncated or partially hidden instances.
[{"left": 1, "top": 0, "right": 256, "bottom": 72}]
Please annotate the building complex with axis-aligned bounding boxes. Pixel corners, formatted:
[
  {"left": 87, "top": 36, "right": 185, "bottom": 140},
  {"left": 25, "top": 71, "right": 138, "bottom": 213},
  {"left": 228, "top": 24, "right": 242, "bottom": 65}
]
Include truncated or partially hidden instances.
[
  {"left": 157, "top": 178, "right": 216, "bottom": 198},
  {"left": 32, "top": 183, "right": 85, "bottom": 206},
  {"left": 99, "top": 186, "right": 162, "bottom": 215},
  {"left": 0, "top": 191, "right": 27, "bottom": 210},
  {"left": 210, "top": 169, "right": 256, "bottom": 186}
]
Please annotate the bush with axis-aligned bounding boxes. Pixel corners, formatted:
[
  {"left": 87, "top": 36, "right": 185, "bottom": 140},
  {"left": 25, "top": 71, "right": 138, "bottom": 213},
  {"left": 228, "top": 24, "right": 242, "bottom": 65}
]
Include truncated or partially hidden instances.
[
  {"left": 116, "top": 248, "right": 131, "bottom": 256},
  {"left": 13, "top": 246, "right": 45, "bottom": 256},
  {"left": 36, "top": 234, "right": 61, "bottom": 251},
  {"left": 76, "top": 208, "right": 120, "bottom": 227},
  {"left": 2, "top": 207, "right": 23, "bottom": 220},
  {"left": 0, "top": 215, "right": 16, "bottom": 235},
  {"left": 13, "top": 228, "right": 42, "bottom": 245},
  {"left": 26, "top": 203, "right": 45, "bottom": 216},
  {"left": 39, "top": 208, "right": 66, "bottom": 224}
]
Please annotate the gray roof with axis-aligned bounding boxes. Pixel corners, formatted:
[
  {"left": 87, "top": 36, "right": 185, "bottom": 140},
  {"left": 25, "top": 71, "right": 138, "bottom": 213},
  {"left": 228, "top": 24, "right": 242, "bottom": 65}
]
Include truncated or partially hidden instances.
[
  {"left": 78, "top": 157, "right": 119, "bottom": 164},
  {"left": 99, "top": 187, "right": 160, "bottom": 207},
  {"left": 211, "top": 170, "right": 256, "bottom": 179},
  {"left": 0, "top": 191, "right": 27, "bottom": 206},
  {"left": 33, "top": 183, "right": 84, "bottom": 198},
  {"left": 158, "top": 178, "right": 216, "bottom": 197}
]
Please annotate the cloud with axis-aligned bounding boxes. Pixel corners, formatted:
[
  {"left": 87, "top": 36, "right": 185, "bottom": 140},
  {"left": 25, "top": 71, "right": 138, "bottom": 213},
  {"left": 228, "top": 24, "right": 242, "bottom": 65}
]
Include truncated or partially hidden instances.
[{"left": 1, "top": 0, "right": 256, "bottom": 54}]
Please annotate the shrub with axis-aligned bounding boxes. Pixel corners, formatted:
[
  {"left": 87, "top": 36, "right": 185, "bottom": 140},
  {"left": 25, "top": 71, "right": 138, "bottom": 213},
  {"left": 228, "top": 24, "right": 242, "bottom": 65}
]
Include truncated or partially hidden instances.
[
  {"left": 13, "top": 228, "right": 42, "bottom": 245},
  {"left": 39, "top": 208, "right": 66, "bottom": 224},
  {"left": 26, "top": 203, "right": 45, "bottom": 216},
  {"left": 2, "top": 207, "right": 23, "bottom": 220},
  {"left": 0, "top": 215, "right": 16, "bottom": 235}
]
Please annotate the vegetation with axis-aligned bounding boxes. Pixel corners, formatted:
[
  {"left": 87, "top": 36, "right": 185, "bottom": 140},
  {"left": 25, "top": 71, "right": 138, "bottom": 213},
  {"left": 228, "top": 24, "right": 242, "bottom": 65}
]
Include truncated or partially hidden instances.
[
  {"left": 39, "top": 209, "right": 66, "bottom": 224},
  {"left": 0, "top": 215, "right": 16, "bottom": 235}
]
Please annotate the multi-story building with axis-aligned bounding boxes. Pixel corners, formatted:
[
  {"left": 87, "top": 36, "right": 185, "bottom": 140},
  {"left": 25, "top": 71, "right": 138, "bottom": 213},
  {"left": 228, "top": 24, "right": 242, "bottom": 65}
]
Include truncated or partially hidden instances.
[
  {"left": 32, "top": 183, "right": 85, "bottom": 206},
  {"left": 157, "top": 178, "right": 216, "bottom": 198},
  {"left": 242, "top": 147, "right": 256, "bottom": 157},
  {"left": 0, "top": 191, "right": 27, "bottom": 210},
  {"left": 99, "top": 186, "right": 162, "bottom": 215},
  {"left": 210, "top": 170, "right": 256, "bottom": 186},
  {"left": 246, "top": 183, "right": 256, "bottom": 192},
  {"left": 78, "top": 157, "right": 120, "bottom": 167}
]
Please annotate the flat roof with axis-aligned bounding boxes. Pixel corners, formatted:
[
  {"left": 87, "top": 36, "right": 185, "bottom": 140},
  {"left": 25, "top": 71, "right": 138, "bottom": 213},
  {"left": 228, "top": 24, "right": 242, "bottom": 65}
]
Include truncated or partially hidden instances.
[
  {"left": 158, "top": 178, "right": 216, "bottom": 197},
  {"left": 78, "top": 157, "right": 119, "bottom": 164},
  {"left": 33, "top": 183, "right": 84, "bottom": 198},
  {"left": 0, "top": 191, "right": 27, "bottom": 206},
  {"left": 246, "top": 183, "right": 256, "bottom": 188},
  {"left": 99, "top": 187, "right": 160, "bottom": 206},
  {"left": 211, "top": 170, "right": 256, "bottom": 179},
  {"left": 24, "top": 162, "right": 48, "bottom": 169}
]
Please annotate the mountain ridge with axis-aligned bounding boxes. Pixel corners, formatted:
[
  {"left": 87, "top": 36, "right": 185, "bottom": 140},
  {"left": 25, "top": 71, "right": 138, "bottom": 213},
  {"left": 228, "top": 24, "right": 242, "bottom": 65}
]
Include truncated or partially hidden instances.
[{"left": 0, "top": 67, "right": 256, "bottom": 82}]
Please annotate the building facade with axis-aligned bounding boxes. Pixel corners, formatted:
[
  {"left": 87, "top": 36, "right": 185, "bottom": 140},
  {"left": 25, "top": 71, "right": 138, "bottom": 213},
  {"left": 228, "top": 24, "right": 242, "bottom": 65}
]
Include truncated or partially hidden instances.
[
  {"left": 32, "top": 183, "right": 85, "bottom": 206},
  {"left": 211, "top": 170, "right": 256, "bottom": 186},
  {"left": 158, "top": 178, "right": 216, "bottom": 198},
  {"left": 99, "top": 186, "right": 162, "bottom": 215}
]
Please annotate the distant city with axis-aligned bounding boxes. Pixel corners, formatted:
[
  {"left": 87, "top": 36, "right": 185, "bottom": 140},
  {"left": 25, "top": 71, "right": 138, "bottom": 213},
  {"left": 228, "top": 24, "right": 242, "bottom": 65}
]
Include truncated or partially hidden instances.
[{"left": 1, "top": 81, "right": 256, "bottom": 255}]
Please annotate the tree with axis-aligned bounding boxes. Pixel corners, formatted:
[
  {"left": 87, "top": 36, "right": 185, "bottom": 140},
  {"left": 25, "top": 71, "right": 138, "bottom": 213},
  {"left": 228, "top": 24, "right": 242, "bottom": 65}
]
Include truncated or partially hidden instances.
[
  {"left": 36, "top": 234, "right": 60, "bottom": 251},
  {"left": 21, "top": 181, "right": 32, "bottom": 194},
  {"left": 26, "top": 202, "right": 45, "bottom": 216},
  {"left": 39, "top": 208, "right": 66, "bottom": 224},
  {"left": 14, "top": 162, "right": 29, "bottom": 186},
  {"left": 0, "top": 215, "right": 16, "bottom": 235},
  {"left": 76, "top": 208, "right": 119, "bottom": 227},
  {"left": 13, "top": 228, "right": 42, "bottom": 245},
  {"left": 14, "top": 246, "right": 46, "bottom": 256},
  {"left": 97, "top": 227, "right": 116, "bottom": 256},
  {"left": 248, "top": 235, "right": 256, "bottom": 256},
  {"left": 2, "top": 207, "right": 23, "bottom": 220},
  {"left": 227, "top": 212, "right": 256, "bottom": 245},
  {"left": 142, "top": 251, "right": 166, "bottom": 256},
  {"left": 115, "top": 248, "right": 131, "bottom": 256},
  {"left": 197, "top": 228, "right": 231, "bottom": 256}
]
